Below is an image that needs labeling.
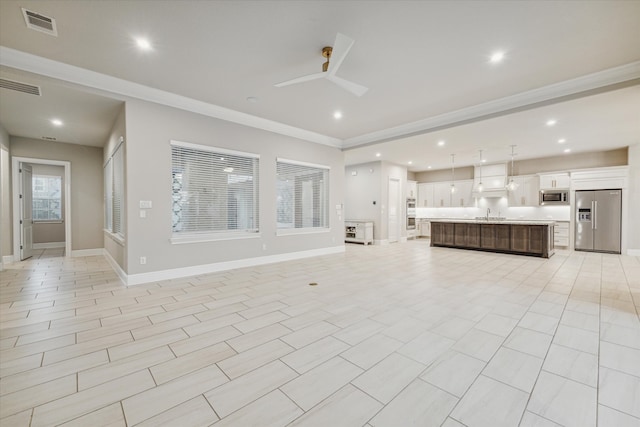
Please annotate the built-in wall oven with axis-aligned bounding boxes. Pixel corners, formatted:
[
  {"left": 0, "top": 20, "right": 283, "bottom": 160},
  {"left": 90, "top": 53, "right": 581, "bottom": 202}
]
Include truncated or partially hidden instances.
[{"left": 407, "top": 198, "right": 416, "bottom": 230}]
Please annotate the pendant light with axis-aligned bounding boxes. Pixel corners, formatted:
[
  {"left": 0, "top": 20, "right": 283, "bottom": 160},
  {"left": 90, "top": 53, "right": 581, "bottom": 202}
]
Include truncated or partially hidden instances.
[
  {"left": 506, "top": 145, "right": 519, "bottom": 191},
  {"left": 477, "top": 149, "right": 484, "bottom": 193},
  {"left": 450, "top": 154, "right": 457, "bottom": 194}
]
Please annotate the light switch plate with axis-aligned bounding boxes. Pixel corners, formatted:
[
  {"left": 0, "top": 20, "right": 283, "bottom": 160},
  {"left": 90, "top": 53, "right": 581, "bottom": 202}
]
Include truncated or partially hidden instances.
[{"left": 139, "top": 200, "right": 152, "bottom": 209}]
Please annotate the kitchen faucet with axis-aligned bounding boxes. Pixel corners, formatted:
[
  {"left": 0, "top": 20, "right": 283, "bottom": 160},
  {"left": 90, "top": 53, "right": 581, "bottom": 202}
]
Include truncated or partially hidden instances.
[{"left": 486, "top": 208, "right": 491, "bottom": 220}]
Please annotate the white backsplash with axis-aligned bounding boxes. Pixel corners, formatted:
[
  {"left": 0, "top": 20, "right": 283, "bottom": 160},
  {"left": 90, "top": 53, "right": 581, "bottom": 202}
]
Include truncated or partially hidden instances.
[{"left": 416, "top": 197, "right": 570, "bottom": 221}]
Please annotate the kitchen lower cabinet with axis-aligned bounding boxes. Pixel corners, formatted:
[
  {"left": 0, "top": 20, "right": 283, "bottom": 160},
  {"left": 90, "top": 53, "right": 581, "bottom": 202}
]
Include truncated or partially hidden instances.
[
  {"left": 554, "top": 221, "right": 569, "bottom": 247},
  {"left": 480, "top": 224, "right": 510, "bottom": 250},
  {"left": 431, "top": 222, "right": 454, "bottom": 246},
  {"left": 431, "top": 221, "right": 554, "bottom": 258}
]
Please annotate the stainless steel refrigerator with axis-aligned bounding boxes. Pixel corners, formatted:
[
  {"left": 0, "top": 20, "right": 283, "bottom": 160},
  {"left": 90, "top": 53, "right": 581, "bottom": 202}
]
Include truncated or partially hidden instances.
[{"left": 575, "top": 189, "right": 622, "bottom": 254}]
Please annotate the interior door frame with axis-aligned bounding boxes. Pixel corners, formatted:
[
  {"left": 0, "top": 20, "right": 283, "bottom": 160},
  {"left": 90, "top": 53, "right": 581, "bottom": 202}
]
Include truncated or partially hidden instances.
[{"left": 12, "top": 156, "right": 72, "bottom": 259}]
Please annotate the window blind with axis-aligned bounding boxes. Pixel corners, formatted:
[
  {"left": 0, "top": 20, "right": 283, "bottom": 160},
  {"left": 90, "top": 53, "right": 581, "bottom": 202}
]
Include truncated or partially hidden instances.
[
  {"left": 171, "top": 142, "right": 259, "bottom": 235},
  {"left": 112, "top": 144, "right": 124, "bottom": 235},
  {"left": 104, "top": 157, "right": 113, "bottom": 231},
  {"left": 32, "top": 175, "right": 62, "bottom": 221},
  {"left": 276, "top": 159, "right": 329, "bottom": 230}
]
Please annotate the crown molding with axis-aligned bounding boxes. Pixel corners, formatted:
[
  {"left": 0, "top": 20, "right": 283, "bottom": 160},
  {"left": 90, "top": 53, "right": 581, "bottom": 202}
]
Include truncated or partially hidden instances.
[
  {"left": 0, "top": 46, "right": 342, "bottom": 148},
  {"left": 342, "top": 61, "right": 640, "bottom": 149}
]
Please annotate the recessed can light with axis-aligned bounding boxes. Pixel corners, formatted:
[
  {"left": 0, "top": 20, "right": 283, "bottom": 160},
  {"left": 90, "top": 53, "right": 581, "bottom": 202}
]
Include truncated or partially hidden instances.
[
  {"left": 427, "top": 166, "right": 432, "bottom": 169},
  {"left": 437, "top": 140, "right": 445, "bottom": 147},
  {"left": 558, "top": 138, "right": 566, "bottom": 144},
  {"left": 408, "top": 161, "right": 413, "bottom": 165},
  {"left": 489, "top": 51, "right": 505, "bottom": 63},
  {"left": 333, "top": 111, "right": 343, "bottom": 119},
  {"left": 135, "top": 38, "right": 152, "bottom": 51},
  {"left": 51, "top": 119, "right": 63, "bottom": 126},
  {"left": 564, "top": 148, "right": 571, "bottom": 153},
  {"left": 375, "top": 152, "right": 381, "bottom": 157},
  {"left": 546, "top": 119, "right": 557, "bottom": 126}
]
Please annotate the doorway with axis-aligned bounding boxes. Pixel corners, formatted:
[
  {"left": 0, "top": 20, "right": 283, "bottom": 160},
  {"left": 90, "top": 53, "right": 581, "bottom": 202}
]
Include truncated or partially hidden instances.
[
  {"left": 12, "top": 157, "right": 71, "bottom": 260},
  {"left": 388, "top": 178, "right": 400, "bottom": 243}
]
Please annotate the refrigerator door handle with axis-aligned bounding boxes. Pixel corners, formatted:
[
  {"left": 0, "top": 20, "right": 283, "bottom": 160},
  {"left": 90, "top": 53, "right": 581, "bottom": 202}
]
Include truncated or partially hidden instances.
[{"left": 593, "top": 201, "right": 597, "bottom": 230}]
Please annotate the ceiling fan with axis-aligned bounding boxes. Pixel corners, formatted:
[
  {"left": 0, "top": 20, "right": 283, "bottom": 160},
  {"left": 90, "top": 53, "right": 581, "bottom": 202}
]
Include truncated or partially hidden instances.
[{"left": 275, "top": 33, "right": 369, "bottom": 97}]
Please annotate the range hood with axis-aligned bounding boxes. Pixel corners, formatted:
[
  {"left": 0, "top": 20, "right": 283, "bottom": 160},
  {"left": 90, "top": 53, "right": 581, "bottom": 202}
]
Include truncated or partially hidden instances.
[{"left": 473, "top": 163, "right": 508, "bottom": 198}]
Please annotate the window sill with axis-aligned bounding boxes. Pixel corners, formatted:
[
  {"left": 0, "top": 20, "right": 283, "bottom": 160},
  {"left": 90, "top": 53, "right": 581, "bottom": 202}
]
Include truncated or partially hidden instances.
[
  {"left": 103, "top": 229, "right": 125, "bottom": 246},
  {"left": 170, "top": 231, "right": 261, "bottom": 245},
  {"left": 276, "top": 227, "right": 330, "bottom": 236},
  {"left": 33, "top": 220, "right": 64, "bottom": 224}
]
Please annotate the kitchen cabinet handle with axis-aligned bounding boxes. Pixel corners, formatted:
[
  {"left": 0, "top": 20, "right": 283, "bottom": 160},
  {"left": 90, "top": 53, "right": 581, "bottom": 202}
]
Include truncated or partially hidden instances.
[{"left": 593, "top": 201, "right": 597, "bottom": 230}]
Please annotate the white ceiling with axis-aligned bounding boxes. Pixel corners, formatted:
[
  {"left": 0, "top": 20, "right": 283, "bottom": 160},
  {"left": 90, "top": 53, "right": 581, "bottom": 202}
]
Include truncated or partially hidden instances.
[{"left": 0, "top": 0, "right": 639, "bottom": 168}]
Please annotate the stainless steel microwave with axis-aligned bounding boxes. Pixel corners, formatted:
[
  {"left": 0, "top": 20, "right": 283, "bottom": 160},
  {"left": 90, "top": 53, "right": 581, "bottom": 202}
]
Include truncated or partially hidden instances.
[{"left": 539, "top": 189, "right": 569, "bottom": 205}]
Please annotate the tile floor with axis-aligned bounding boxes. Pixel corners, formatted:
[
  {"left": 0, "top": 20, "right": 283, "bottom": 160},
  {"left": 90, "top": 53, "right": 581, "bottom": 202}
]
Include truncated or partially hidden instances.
[{"left": 1, "top": 242, "right": 639, "bottom": 426}]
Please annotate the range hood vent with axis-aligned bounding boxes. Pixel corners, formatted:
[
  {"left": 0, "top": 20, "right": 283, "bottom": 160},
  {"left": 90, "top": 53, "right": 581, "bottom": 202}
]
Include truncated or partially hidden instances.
[
  {"left": 0, "top": 78, "right": 42, "bottom": 96},
  {"left": 473, "top": 163, "right": 508, "bottom": 198},
  {"left": 22, "top": 8, "right": 58, "bottom": 36}
]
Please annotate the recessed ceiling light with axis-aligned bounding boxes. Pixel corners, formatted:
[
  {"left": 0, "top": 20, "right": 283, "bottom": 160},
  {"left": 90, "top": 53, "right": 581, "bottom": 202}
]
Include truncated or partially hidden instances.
[
  {"left": 375, "top": 152, "right": 381, "bottom": 157},
  {"left": 546, "top": 119, "right": 557, "bottom": 126},
  {"left": 564, "top": 148, "right": 571, "bottom": 153},
  {"left": 437, "top": 140, "right": 445, "bottom": 147},
  {"left": 246, "top": 96, "right": 259, "bottom": 103},
  {"left": 333, "top": 111, "right": 343, "bottom": 119},
  {"left": 51, "top": 119, "right": 63, "bottom": 126},
  {"left": 408, "top": 161, "right": 413, "bottom": 165},
  {"left": 489, "top": 51, "right": 505, "bottom": 64},
  {"left": 481, "top": 159, "right": 487, "bottom": 163},
  {"left": 558, "top": 138, "right": 566, "bottom": 144},
  {"left": 135, "top": 38, "right": 152, "bottom": 51},
  {"left": 427, "top": 166, "right": 432, "bottom": 169}
]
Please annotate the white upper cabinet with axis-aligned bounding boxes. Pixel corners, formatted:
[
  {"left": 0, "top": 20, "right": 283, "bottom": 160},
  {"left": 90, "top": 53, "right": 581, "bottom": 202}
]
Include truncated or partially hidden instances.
[
  {"left": 407, "top": 180, "right": 417, "bottom": 198},
  {"left": 417, "top": 183, "right": 434, "bottom": 207},
  {"left": 539, "top": 172, "right": 570, "bottom": 189},
  {"left": 507, "top": 175, "right": 540, "bottom": 206},
  {"left": 433, "top": 182, "right": 453, "bottom": 207},
  {"left": 453, "top": 179, "right": 474, "bottom": 207}
]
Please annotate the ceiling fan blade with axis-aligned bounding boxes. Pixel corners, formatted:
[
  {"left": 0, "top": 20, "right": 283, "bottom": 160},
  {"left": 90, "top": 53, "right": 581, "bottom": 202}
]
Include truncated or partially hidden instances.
[
  {"left": 274, "top": 72, "right": 326, "bottom": 87},
  {"left": 327, "top": 33, "right": 355, "bottom": 75},
  {"left": 327, "top": 75, "right": 369, "bottom": 97}
]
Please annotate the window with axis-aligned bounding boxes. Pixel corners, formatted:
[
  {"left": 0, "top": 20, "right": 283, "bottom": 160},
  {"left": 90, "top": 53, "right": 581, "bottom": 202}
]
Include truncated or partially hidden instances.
[
  {"left": 104, "top": 140, "right": 124, "bottom": 237},
  {"left": 171, "top": 141, "right": 259, "bottom": 239},
  {"left": 276, "top": 158, "right": 329, "bottom": 232},
  {"left": 32, "top": 175, "right": 62, "bottom": 221}
]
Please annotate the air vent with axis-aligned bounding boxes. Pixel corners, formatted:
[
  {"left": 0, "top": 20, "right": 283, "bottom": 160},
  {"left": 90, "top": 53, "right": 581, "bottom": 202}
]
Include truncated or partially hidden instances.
[
  {"left": 42, "top": 136, "right": 57, "bottom": 141},
  {"left": 0, "top": 78, "right": 42, "bottom": 96},
  {"left": 22, "top": 8, "right": 58, "bottom": 36}
]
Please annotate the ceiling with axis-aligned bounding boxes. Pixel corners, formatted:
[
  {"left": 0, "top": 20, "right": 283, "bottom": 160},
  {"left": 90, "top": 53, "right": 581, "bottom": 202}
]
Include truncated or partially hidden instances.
[{"left": 0, "top": 0, "right": 639, "bottom": 169}]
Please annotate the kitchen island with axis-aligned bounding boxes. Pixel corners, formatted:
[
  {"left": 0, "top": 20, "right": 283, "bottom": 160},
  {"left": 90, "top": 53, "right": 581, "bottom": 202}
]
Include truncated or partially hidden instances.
[{"left": 430, "top": 219, "right": 555, "bottom": 258}]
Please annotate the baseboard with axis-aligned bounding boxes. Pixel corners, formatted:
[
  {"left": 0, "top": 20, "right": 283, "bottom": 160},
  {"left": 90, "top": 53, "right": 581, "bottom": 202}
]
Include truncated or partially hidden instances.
[
  {"left": 33, "top": 242, "right": 65, "bottom": 249},
  {"left": 627, "top": 249, "right": 640, "bottom": 256},
  {"left": 71, "top": 248, "right": 105, "bottom": 257},
  {"left": 125, "top": 245, "right": 346, "bottom": 286},
  {"left": 103, "top": 249, "right": 128, "bottom": 285},
  {"left": 2, "top": 255, "right": 14, "bottom": 265}
]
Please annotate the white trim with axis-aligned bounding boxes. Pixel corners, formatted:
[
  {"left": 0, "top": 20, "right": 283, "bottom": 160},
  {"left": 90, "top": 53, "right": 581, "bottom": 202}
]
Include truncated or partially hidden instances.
[
  {"left": 276, "top": 158, "right": 331, "bottom": 170},
  {"left": 171, "top": 140, "right": 261, "bottom": 159},
  {"left": 12, "top": 157, "right": 72, "bottom": 260},
  {"left": 125, "top": 245, "right": 345, "bottom": 286},
  {"left": 627, "top": 249, "right": 640, "bottom": 256},
  {"left": 2, "top": 255, "right": 14, "bottom": 265},
  {"left": 0, "top": 47, "right": 341, "bottom": 148},
  {"left": 71, "top": 248, "right": 105, "bottom": 257},
  {"left": 103, "top": 249, "right": 127, "bottom": 285},
  {"left": 170, "top": 232, "right": 261, "bottom": 244},
  {"left": 104, "top": 229, "right": 125, "bottom": 246},
  {"left": 342, "top": 61, "right": 640, "bottom": 148},
  {"left": 276, "top": 227, "right": 331, "bottom": 236},
  {"left": 33, "top": 242, "right": 65, "bottom": 249}
]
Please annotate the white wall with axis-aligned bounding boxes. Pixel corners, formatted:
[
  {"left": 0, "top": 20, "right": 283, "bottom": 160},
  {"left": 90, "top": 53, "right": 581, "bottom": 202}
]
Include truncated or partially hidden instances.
[
  {"left": 345, "top": 162, "right": 382, "bottom": 240},
  {"left": 627, "top": 143, "right": 640, "bottom": 254},
  {"left": 123, "top": 99, "right": 345, "bottom": 277}
]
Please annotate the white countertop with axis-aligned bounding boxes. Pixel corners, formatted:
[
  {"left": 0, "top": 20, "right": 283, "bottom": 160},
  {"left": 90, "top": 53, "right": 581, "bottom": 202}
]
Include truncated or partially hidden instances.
[{"left": 428, "top": 218, "right": 557, "bottom": 225}]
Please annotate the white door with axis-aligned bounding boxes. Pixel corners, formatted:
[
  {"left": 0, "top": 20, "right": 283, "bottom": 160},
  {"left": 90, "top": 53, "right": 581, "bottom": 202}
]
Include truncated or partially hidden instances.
[
  {"left": 388, "top": 178, "right": 400, "bottom": 243},
  {"left": 20, "top": 163, "right": 33, "bottom": 260}
]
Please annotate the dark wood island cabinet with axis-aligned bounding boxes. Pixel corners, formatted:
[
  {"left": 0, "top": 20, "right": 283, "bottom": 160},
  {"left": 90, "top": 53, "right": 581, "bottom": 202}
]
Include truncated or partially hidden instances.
[{"left": 430, "top": 220, "right": 555, "bottom": 258}]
